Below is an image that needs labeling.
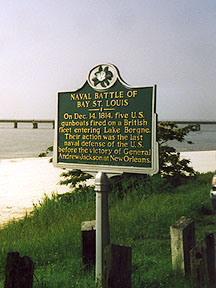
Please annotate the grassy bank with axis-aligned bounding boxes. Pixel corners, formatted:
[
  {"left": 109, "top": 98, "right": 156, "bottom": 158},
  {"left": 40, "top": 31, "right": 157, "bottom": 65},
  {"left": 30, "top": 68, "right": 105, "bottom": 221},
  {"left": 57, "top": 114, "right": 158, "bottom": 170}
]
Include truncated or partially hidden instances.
[{"left": 0, "top": 172, "right": 215, "bottom": 287}]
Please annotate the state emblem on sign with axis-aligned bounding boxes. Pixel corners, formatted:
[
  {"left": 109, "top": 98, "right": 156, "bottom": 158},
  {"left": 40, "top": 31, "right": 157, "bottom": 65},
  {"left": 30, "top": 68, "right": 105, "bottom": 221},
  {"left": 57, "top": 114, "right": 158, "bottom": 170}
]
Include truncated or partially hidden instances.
[{"left": 88, "top": 64, "right": 118, "bottom": 90}]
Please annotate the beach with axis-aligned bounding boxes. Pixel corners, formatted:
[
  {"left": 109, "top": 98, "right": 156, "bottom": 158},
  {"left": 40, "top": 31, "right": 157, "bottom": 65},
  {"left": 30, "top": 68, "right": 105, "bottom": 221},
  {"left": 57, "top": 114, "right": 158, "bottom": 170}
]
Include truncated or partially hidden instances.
[
  {"left": 0, "top": 158, "right": 69, "bottom": 225},
  {"left": 0, "top": 151, "right": 215, "bottom": 226},
  {"left": 180, "top": 150, "right": 216, "bottom": 173}
]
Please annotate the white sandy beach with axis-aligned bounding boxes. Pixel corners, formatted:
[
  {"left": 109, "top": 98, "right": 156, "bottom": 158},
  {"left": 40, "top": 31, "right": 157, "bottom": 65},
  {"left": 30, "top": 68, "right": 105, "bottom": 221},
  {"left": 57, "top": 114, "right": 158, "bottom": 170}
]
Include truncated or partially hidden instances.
[
  {"left": 180, "top": 150, "right": 216, "bottom": 173},
  {"left": 0, "top": 151, "right": 215, "bottom": 225},
  {"left": 0, "top": 158, "right": 69, "bottom": 226}
]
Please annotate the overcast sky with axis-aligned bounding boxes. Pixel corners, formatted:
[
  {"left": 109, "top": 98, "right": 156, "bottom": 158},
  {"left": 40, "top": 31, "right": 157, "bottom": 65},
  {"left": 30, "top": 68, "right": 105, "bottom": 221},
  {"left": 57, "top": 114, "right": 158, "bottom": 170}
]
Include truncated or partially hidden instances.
[{"left": 0, "top": 0, "right": 216, "bottom": 121}]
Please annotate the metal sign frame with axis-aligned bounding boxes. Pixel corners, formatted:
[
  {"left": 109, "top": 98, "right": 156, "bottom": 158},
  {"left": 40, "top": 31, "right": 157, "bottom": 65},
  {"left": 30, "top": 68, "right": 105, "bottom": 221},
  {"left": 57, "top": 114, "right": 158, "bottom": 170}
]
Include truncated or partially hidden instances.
[{"left": 53, "top": 64, "right": 159, "bottom": 175}]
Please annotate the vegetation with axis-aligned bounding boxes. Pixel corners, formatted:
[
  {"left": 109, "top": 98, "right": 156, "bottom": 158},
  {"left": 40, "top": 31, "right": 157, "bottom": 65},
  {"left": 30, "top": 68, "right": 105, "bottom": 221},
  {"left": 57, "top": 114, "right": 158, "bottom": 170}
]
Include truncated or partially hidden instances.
[
  {"left": 38, "top": 146, "right": 53, "bottom": 162},
  {"left": 58, "top": 169, "right": 94, "bottom": 194},
  {"left": 58, "top": 122, "right": 197, "bottom": 196},
  {"left": 0, "top": 172, "right": 214, "bottom": 287},
  {"left": 158, "top": 122, "right": 197, "bottom": 186},
  {"left": 38, "top": 123, "right": 197, "bottom": 194},
  {"left": 1, "top": 122, "right": 199, "bottom": 286}
]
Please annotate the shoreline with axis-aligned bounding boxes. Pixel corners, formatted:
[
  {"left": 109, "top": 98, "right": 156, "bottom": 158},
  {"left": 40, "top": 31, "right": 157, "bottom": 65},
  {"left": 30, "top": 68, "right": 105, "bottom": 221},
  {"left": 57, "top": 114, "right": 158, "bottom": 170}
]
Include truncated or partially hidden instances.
[
  {"left": 0, "top": 157, "right": 69, "bottom": 226},
  {"left": 0, "top": 151, "right": 215, "bottom": 226}
]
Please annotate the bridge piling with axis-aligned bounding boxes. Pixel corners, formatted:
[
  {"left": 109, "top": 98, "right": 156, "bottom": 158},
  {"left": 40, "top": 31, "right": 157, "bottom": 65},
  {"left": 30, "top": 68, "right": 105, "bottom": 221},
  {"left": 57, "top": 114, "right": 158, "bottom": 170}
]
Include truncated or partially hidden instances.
[{"left": 32, "top": 122, "right": 38, "bottom": 129}]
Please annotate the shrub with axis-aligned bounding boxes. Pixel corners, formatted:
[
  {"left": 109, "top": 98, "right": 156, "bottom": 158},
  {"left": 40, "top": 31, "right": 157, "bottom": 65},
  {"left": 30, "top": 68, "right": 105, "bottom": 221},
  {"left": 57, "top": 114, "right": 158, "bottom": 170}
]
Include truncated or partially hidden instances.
[{"left": 40, "top": 122, "right": 197, "bottom": 197}]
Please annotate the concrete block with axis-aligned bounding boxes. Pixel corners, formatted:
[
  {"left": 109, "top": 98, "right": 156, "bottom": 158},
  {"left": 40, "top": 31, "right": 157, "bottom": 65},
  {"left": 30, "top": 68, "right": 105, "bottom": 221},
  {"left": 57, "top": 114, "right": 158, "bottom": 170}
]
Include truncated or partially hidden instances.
[{"left": 170, "top": 216, "right": 195, "bottom": 275}]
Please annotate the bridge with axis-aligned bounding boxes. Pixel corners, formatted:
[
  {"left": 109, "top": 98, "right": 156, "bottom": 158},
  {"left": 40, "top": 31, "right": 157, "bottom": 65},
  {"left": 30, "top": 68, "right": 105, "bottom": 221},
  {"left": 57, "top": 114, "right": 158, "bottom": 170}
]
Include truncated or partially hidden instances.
[
  {"left": 159, "top": 121, "right": 216, "bottom": 131},
  {"left": 162, "top": 120, "right": 216, "bottom": 125},
  {"left": 0, "top": 119, "right": 215, "bottom": 130},
  {"left": 0, "top": 119, "right": 55, "bottom": 129}
]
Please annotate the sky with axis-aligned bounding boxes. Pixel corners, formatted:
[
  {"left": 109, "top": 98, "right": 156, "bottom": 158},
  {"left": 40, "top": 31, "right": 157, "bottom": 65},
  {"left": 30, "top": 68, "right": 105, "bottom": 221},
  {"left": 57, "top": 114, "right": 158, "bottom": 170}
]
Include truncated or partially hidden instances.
[{"left": 0, "top": 0, "right": 216, "bottom": 121}]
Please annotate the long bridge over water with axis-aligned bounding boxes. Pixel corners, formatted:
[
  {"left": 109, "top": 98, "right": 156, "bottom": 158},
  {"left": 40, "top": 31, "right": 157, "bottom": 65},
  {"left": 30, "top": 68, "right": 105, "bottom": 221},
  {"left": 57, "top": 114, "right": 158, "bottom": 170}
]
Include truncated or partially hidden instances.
[
  {"left": 159, "top": 120, "right": 216, "bottom": 131},
  {"left": 162, "top": 121, "right": 216, "bottom": 125},
  {"left": 0, "top": 119, "right": 215, "bottom": 130},
  {"left": 0, "top": 119, "right": 55, "bottom": 129}
]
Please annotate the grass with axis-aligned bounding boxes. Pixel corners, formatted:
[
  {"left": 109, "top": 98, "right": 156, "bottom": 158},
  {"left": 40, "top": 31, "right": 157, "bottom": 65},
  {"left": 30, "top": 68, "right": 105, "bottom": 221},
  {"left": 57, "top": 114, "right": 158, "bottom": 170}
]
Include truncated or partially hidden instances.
[{"left": 0, "top": 172, "right": 215, "bottom": 287}]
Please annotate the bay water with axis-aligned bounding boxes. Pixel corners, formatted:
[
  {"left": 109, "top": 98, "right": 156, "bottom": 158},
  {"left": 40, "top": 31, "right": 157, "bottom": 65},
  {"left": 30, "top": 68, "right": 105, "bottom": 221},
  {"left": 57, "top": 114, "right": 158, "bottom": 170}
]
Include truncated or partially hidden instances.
[
  {"left": 0, "top": 123, "right": 215, "bottom": 159},
  {"left": 167, "top": 124, "right": 216, "bottom": 152},
  {"left": 0, "top": 123, "right": 54, "bottom": 159}
]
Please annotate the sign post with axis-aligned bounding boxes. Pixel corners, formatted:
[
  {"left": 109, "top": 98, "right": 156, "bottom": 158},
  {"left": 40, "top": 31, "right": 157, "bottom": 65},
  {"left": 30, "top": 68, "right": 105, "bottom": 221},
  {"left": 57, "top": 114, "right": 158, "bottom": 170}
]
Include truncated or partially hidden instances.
[
  {"left": 95, "top": 171, "right": 110, "bottom": 284},
  {"left": 54, "top": 63, "right": 159, "bottom": 284}
]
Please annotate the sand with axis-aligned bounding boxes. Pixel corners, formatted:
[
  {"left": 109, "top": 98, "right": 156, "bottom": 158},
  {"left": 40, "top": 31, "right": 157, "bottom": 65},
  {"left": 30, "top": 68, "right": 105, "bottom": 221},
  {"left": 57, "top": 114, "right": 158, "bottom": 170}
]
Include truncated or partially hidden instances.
[
  {"left": 180, "top": 150, "right": 216, "bottom": 173},
  {"left": 0, "top": 151, "right": 215, "bottom": 225},
  {"left": 0, "top": 158, "right": 69, "bottom": 225}
]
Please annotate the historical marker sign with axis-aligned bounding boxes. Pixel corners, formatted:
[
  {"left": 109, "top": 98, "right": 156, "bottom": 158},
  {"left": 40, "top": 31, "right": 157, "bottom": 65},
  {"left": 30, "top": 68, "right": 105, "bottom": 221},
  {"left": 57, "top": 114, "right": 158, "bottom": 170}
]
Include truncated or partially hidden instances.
[{"left": 54, "top": 64, "right": 159, "bottom": 175}]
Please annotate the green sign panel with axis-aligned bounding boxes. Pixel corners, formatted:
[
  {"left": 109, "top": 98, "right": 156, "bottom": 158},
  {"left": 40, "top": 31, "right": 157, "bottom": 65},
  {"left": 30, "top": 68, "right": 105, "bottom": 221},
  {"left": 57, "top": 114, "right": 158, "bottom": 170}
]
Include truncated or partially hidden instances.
[{"left": 54, "top": 64, "right": 158, "bottom": 175}]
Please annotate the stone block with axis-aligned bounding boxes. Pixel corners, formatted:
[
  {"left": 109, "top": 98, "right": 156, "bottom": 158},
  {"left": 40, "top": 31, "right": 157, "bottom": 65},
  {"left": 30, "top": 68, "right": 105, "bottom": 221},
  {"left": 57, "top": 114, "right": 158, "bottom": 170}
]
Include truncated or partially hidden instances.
[
  {"left": 170, "top": 216, "right": 195, "bottom": 275},
  {"left": 190, "top": 234, "right": 216, "bottom": 288},
  {"left": 190, "top": 240, "right": 209, "bottom": 288},
  {"left": 103, "top": 244, "right": 132, "bottom": 288},
  {"left": 4, "top": 252, "right": 34, "bottom": 288},
  {"left": 205, "top": 233, "right": 216, "bottom": 288},
  {"left": 81, "top": 220, "right": 96, "bottom": 266}
]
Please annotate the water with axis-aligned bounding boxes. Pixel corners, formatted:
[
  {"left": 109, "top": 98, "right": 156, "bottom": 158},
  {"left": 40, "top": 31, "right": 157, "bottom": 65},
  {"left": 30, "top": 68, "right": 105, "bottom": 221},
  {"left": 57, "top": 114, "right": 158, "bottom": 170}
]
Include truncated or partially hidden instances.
[
  {"left": 0, "top": 123, "right": 216, "bottom": 159},
  {"left": 166, "top": 124, "right": 216, "bottom": 152},
  {"left": 0, "top": 123, "right": 54, "bottom": 159}
]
